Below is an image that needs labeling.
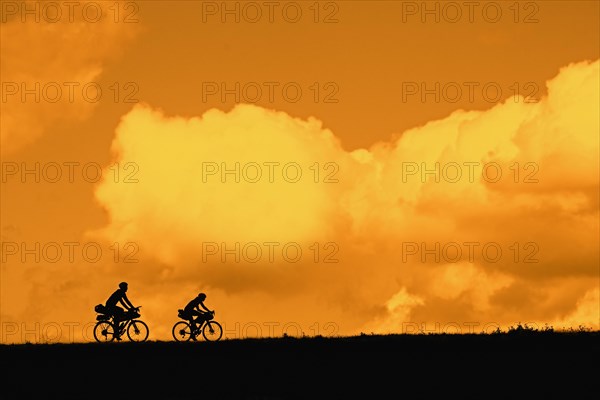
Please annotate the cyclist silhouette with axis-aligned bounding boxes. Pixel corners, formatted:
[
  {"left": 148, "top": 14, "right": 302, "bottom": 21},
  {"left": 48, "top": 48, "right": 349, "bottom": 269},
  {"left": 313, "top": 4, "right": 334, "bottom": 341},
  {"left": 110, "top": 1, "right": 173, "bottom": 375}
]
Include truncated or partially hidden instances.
[
  {"left": 183, "top": 292, "right": 213, "bottom": 340},
  {"left": 105, "top": 282, "right": 137, "bottom": 339}
]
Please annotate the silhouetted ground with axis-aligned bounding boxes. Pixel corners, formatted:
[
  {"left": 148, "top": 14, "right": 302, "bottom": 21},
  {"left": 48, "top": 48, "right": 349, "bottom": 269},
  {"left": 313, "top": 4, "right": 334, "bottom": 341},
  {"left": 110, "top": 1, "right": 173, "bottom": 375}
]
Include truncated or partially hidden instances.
[{"left": 1, "top": 332, "right": 599, "bottom": 399}]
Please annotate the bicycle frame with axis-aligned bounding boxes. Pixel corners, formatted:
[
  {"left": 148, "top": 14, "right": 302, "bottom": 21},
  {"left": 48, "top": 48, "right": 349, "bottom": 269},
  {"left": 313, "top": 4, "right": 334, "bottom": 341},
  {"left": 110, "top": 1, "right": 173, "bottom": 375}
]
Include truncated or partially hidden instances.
[
  {"left": 117, "top": 319, "right": 139, "bottom": 334},
  {"left": 187, "top": 311, "right": 213, "bottom": 330},
  {"left": 195, "top": 319, "right": 211, "bottom": 334}
]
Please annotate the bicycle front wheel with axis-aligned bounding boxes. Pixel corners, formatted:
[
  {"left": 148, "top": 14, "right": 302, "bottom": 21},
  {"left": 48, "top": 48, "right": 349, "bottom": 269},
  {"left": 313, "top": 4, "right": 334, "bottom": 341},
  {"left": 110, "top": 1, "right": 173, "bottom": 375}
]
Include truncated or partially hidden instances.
[
  {"left": 93, "top": 321, "right": 115, "bottom": 343},
  {"left": 127, "top": 320, "right": 149, "bottom": 342},
  {"left": 172, "top": 321, "right": 193, "bottom": 342},
  {"left": 202, "top": 321, "right": 223, "bottom": 342}
]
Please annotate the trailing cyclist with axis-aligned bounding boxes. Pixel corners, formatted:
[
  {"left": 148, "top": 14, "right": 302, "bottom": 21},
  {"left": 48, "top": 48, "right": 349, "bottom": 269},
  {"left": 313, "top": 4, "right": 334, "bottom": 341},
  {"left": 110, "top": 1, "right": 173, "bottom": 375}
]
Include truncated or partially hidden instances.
[{"left": 182, "top": 292, "right": 213, "bottom": 341}]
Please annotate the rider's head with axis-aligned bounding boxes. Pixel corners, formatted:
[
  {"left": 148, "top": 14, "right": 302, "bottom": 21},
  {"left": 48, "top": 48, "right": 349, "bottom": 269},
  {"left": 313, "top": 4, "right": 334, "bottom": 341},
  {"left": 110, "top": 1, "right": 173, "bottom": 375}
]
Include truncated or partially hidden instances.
[
  {"left": 119, "top": 282, "right": 128, "bottom": 291},
  {"left": 197, "top": 292, "right": 206, "bottom": 300}
]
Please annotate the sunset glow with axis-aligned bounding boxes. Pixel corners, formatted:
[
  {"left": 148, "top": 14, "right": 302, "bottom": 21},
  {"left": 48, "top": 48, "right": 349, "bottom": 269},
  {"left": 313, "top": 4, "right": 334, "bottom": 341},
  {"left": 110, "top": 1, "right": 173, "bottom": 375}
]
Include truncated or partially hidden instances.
[{"left": 1, "top": 0, "right": 598, "bottom": 343}]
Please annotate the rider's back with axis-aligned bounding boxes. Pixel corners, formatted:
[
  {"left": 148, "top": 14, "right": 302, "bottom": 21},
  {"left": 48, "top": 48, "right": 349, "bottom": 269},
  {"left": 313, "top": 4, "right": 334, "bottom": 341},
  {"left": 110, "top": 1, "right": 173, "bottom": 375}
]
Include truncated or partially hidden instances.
[
  {"left": 184, "top": 297, "right": 200, "bottom": 312},
  {"left": 106, "top": 288, "right": 124, "bottom": 307}
]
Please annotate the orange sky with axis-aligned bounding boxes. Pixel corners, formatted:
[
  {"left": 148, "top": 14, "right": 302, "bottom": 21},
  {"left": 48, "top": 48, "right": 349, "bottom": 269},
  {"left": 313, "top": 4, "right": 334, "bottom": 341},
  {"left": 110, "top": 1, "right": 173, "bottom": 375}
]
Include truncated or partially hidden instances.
[{"left": 1, "top": 0, "right": 599, "bottom": 343}]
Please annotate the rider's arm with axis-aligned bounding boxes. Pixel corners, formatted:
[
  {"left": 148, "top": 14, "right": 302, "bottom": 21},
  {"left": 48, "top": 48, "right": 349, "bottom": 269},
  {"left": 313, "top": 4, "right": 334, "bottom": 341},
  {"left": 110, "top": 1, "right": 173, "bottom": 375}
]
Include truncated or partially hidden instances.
[
  {"left": 199, "top": 302, "right": 211, "bottom": 312},
  {"left": 121, "top": 295, "right": 135, "bottom": 310}
]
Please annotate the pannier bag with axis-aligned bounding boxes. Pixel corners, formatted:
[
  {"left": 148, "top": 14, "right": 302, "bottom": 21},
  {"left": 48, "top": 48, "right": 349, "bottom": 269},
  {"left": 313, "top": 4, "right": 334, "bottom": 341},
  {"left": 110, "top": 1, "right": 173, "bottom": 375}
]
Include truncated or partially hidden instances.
[{"left": 94, "top": 304, "right": 107, "bottom": 314}]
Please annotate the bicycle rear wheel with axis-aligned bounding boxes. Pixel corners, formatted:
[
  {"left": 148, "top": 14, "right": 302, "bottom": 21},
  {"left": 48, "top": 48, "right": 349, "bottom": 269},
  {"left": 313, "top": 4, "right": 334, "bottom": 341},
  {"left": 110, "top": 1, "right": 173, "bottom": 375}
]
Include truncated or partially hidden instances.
[
  {"left": 127, "top": 320, "right": 149, "bottom": 342},
  {"left": 93, "top": 321, "right": 115, "bottom": 342},
  {"left": 202, "top": 321, "right": 223, "bottom": 341},
  {"left": 172, "top": 321, "right": 193, "bottom": 342}
]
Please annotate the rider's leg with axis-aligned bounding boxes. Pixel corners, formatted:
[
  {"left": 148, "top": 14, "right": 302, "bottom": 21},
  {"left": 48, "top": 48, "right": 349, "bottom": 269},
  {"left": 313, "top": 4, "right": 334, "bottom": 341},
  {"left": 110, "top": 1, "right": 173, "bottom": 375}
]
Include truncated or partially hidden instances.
[
  {"left": 114, "top": 307, "right": 125, "bottom": 337},
  {"left": 190, "top": 311, "right": 203, "bottom": 340},
  {"left": 195, "top": 315, "right": 204, "bottom": 332}
]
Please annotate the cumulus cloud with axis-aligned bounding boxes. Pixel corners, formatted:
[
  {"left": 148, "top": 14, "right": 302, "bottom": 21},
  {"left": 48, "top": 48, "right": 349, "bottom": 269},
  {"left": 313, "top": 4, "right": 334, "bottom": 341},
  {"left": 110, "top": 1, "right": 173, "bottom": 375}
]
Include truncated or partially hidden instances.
[
  {"left": 74, "top": 58, "right": 600, "bottom": 338},
  {"left": 3, "top": 59, "right": 596, "bottom": 342}
]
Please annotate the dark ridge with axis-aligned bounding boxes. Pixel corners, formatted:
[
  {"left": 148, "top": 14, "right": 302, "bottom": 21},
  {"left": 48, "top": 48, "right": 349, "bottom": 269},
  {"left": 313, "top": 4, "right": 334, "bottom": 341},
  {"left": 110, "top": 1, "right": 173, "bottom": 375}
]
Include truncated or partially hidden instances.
[{"left": 2, "top": 332, "right": 598, "bottom": 399}]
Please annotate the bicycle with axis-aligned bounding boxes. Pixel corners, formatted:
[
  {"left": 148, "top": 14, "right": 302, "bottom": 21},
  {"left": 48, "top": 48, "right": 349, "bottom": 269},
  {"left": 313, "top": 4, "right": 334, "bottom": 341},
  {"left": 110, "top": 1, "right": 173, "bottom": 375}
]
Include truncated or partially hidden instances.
[
  {"left": 172, "top": 310, "right": 223, "bottom": 342},
  {"left": 93, "top": 306, "right": 150, "bottom": 343}
]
